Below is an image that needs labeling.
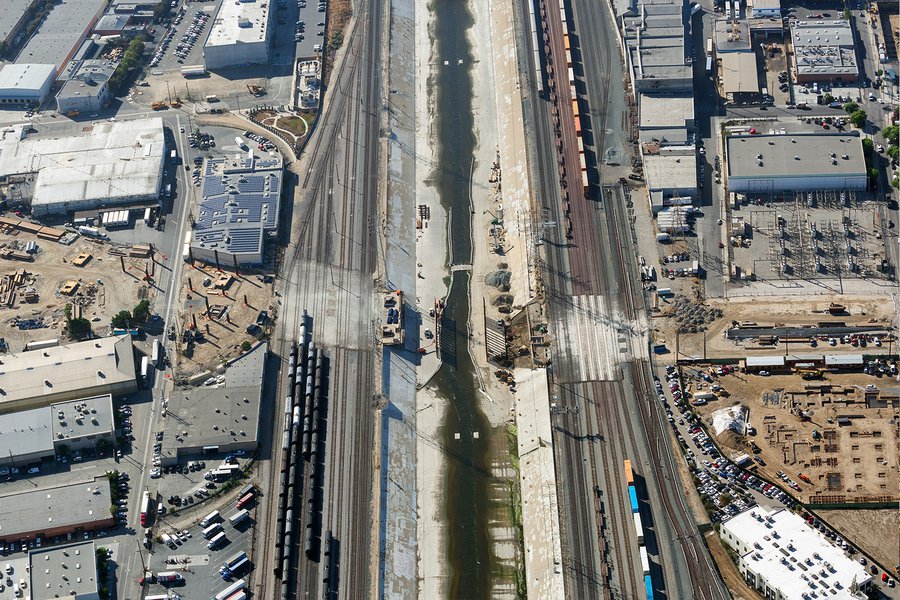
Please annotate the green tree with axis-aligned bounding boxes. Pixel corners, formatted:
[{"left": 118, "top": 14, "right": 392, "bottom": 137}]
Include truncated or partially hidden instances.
[
  {"left": 241, "top": 340, "right": 252, "bottom": 352},
  {"left": 132, "top": 299, "right": 151, "bottom": 323},
  {"left": 822, "top": 93, "right": 834, "bottom": 105},
  {"left": 849, "top": 109, "right": 867, "bottom": 129},
  {"left": 887, "top": 145, "right": 899, "bottom": 161},
  {"left": 111, "top": 310, "right": 132, "bottom": 329},
  {"left": 842, "top": 101, "right": 859, "bottom": 114},
  {"left": 883, "top": 125, "right": 899, "bottom": 147},
  {"left": 68, "top": 317, "right": 92, "bottom": 338},
  {"left": 862, "top": 138, "right": 874, "bottom": 155}
]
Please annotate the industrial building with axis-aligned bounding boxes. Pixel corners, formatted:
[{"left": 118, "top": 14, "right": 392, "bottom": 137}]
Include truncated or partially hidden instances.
[
  {"left": 30, "top": 542, "right": 100, "bottom": 600},
  {"left": 190, "top": 154, "right": 283, "bottom": 267},
  {"left": 0, "top": 118, "right": 165, "bottom": 216},
  {"left": 622, "top": 0, "right": 692, "bottom": 93},
  {"left": 726, "top": 132, "right": 867, "bottom": 193},
  {"left": 160, "top": 342, "right": 267, "bottom": 464},
  {"left": 55, "top": 59, "right": 117, "bottom": 114},
  {"left": 14, "top": 0, "right": 107, "bottom": 71},
  {"left": 714, "top": 19, "right": 751, "bottom": 53},
  {"left": 203, "top": 0, "right": 274, "bottom": 70},
  {"left": 721, "top": 507, "right": 871, "bottom": 600},
  {"left": 720, "top": 52, "right": 760, "bottom": 103},
  {"left": 0, "top": 395, "right": 115, "bottom": 467},
  {"left": 0, "top": 335, "right": 137, "bottom": 414},
  {"left": 0, "top": 478, "right": 114, "bottom": 542},
  {"left": 1, "top": 0, "right": 39, "bottom": 50},
  {"left": 643, "top": 149, "right": 698, "bottom": 212},
  {"left": 0, "top": 63, "right": 57, "bottom": 105},
  {"left": 748, "top": 0, "right": 780, "bottom": 18},
  {"left": 791, "top": 21, "right": 859, "bottom": 83},
  {"left": 638, "top": 94, "right": 694, "bottom": 147}
]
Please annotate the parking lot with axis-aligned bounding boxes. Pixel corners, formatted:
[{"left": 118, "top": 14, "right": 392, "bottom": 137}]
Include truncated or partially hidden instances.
[
  {"left": 149, "top": 3, "right": 220, "bottom": 73},
  {"left": 277, "top": 0, "right": 329, "bottom": 59},
  {"left": 145, "top": 489, "right": 255, "bottom": 600}
]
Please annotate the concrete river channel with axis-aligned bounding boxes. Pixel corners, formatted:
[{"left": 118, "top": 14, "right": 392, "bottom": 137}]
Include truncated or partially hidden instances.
[{"left": 429, "top": 0, "right": 496, "bottom": 596}]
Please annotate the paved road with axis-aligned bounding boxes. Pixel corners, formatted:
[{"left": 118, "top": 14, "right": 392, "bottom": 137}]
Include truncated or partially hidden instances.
[{"left": 253, "top": 0, "right": 385, "bottom": 598}]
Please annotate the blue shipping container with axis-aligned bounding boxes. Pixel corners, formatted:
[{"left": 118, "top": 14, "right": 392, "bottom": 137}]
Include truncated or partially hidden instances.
[
  {"left": 628, "top": 485, "right": 639, "bottom": 513},
  {"left": 645, "top": 575, "right": 654, "bottom": 600}
]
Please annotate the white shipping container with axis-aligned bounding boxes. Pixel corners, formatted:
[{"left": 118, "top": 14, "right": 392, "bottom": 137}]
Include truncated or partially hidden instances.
[
  {"left": 640, "top": 547, "right": 650, "bottom": 575},
  {"left": 633, "top": 512, "right": 644, "bottom": 544}
]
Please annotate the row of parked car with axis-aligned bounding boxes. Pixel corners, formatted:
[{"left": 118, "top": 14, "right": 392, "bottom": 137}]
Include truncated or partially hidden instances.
[{"left": 242, "top": 130, "right": 278, "bottom": 152}]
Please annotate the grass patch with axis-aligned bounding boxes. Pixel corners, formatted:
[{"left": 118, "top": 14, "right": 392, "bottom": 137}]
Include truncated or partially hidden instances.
[
  {"left": 506, "top": 424, "right": 526, "bottom": 599},
  {"left": 277, "top": 115, "right": 308, "bottom": 137}
]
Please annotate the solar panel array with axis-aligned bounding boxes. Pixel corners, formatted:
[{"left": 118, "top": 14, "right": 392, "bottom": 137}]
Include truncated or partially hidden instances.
[{"left": 191, "top": 156, "right": 282, "bottom": 259}]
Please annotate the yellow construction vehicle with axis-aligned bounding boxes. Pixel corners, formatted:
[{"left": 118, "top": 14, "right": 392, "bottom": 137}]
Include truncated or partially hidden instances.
[
  {"left": 151, "top": 101, "right": 167, "bottom": 110},
  {"left": 66, "top": 109, "right": 80, "bottom": 117},
  {"left": 798, "top": 369, "right": 824, "bottom": 380}
]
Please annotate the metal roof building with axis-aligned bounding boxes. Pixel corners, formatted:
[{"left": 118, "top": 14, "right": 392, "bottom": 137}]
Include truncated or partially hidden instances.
[
  {"left": 0, "top": 118, "right": 165, "bottom": 215},
  {"left": 29, "top": 542, "right": 100, "bottom": 600},
  {"left": 638, "top": 94, "right": 694, "bottom": 147},
  {"left": 725, "top": 132, "right": 867, "bottom": 192},
  {"left": 748, "top": 0, "right": 781, "bottom": 18},
  {"left": 0, "top": 477, "right": 114, "bottom": 542},
  {"left": 721, "top": 507, "right": 871, "bottom": 600},
  {"left": 791, "top": 21, "right": 859, "bottom": 83},
  {"left": 191, "top": 154, "right": 283, "bottom": 267},
  {"left": 824, "top": 354, "right": 864, "bottom": 367},
  {"left": 714, "top": 19, "right": 752, "bottom": 53},
  {"left": 203, "top": 0, "right": 274, "bottom": 69},
  {"left": 0, "top": 63, "right": 57, "bottom": 105},
  {"left": 14, "top": 0, "right": 105, "bottom": 71},
  {"left": 160, "top": 342, "right": 267, "bottom": 464},
  {"left": 0, "top": 336, "right": 137, "bottom": 414}
]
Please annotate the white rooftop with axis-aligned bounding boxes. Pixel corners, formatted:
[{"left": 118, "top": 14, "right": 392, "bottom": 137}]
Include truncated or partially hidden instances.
[
  {"left": 0, "top": 63, "right": 56, "bottom": 94},
  {"left": 722, "top": 507, "right": 870, "bottom": 600},
  {"left": 206, "top": 0, "right": 271, "bottom": 48},
  {"left": 0, "top": 118, "right": 164, "bottom": 211},
  {"left": 0, "top": 335, "right": 136, "bottom": 410}
]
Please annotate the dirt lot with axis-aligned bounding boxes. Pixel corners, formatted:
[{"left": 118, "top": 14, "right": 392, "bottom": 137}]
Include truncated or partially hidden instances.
[
  {"left": 690, "top": 369, "right": 899, "bottom": 503},
  {"left": 0, "top": 228, "right": 156, "bottom": 350},
  {"left": 655, "top": 296, "right": 897, "bottom": 360},
  {"left": 173, "top": 259, "right": 275, "bottom": 380},
  {"left": 816, "top": 508, "right": 900, "bottom": 573}
]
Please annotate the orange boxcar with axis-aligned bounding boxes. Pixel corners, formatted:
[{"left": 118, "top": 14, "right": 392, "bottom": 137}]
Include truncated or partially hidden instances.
[{"left": 624, "top": 460, "right": 634, "bottom": 486}]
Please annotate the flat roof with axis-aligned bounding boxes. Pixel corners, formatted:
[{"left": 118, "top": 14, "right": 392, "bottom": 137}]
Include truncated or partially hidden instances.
[
  {"left": 29, "top": 541, "right": 98, "bottom": 599},
  {"left": 639, "top": 94, "right": 694, "bottom": 130},
  {"left": 644, "top": 153, "right": 697, "bottom": 193},
  {"left": 162, "top": 342, "right": 267, "bottom": 456},
  {"left": 51, "top": 394, "right": 115, "bottom": 442},
  {"left": 721, "top": 52, "right": 759, "bottom": 94},
  {"left": 0, "top": 477, "right": 111, "bottom": 540},
  {"left": 0, "top": 336, "right": 136, "bottom": 411},
  {"left": 15, "top": 0, "right": 106, "bottom": 69},
  {"left": 0, "top": 63, "right": 56, "bottom": 94},
  {"left": 0, "top": 118, "right": 164, "bottom": 211},
  {"left": 726, "top": 133, "right": 866, "bottom": 178},
  {"left": 57, "top": 59, "right": 117, "bottom": 99},
  {"left": 824, "top": 354, "right": 864, "bottom": 365},
  {"left": 791, "top": 21, "right": 855, "bottom": 47},
  {"left": 206, "top": 0, "right": 271, "bottom": 48},
  {"left": 752, "top": 0, "right": 780, "bottom": 9},
  {"left": 0, "top": 406, "right": 54, "bottom": 461},
  {"left": 722, "top": 507, "right": 870, "bottom": 600},
  {"left": 0, "top": 0, "right": 35, "bottom": 44},
  {"left": 745, "top": 355, "right": 786, "bottom": 367},
  {"left": 192, "top": 155, "right": 283, "bottom": 259},
  {"left": 790, "top": 21, "right": 858, "bottom": 78},
  {"left": 714, "top": 19, "right": 751, "bottom": 52}
]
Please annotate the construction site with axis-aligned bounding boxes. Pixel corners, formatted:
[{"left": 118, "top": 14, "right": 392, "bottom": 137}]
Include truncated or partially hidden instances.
[
  {"left": 0, "top": 216, "right": 157, "bottom": 350},
  {"left": 688, "top": 366, "right": 900, "bottom": 569},
  {"left": 171, "top": 258, "right": 276, "bottom": 381}
]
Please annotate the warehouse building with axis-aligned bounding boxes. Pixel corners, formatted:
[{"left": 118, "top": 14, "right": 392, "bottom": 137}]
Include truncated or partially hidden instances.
[
  {"left": 725, "top": 132, "right": 867, "bottom": 193},
  {"left": 791, "top": 21, "right": 859, "bottom": 84},
  {"left": 0, "top": 63, "right": 57, "bottom": 105},
  {"left": 0, "top": 395, "right": 115, "bottom": 467},
  {"left": 160, "top": 342, "right": 267, "bottom": 464},
  {"left": 0, "top": 118, "right": 165, "bottom": 216},
  {"left": 622, "top": 0, "right": 692, "bottom": 93},
  {"left": 55, "top": 59, "right": 117, "bottom": 115},
  {"left": 30, "top": 542, "right": 100, "bottom": 600},
  {"left": 748, "top": 0, "right": 780, "bottom": 18},
  {"left": 203, "top": 0, "right": 273, "bottom": 70},
  {"left": 721, "top": 507, "right": 871, "bottom": 600},
  {"left": 191, "top": 154, "right": 283, "bottom": 267},
  {"left": 714, "top": 19, "right": 751, "bottom": 53},
  {"left": 0, "top": 477, "right": 114, "bottom": 542},
  {"left": 0, "top": 335, "right": 137, "bottom": 414},
  {"left": 638, "top": 93, "right": 694, "bottom": 147},
  {"left": 643, "top": 147, "right": 698, "bottom": 212},
  {"left": 720, "top": 51, "right": 760, "bottom": 103}
]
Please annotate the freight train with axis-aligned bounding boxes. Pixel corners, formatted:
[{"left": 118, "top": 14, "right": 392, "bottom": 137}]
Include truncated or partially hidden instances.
[{"left": 624, "top": 459, "right": 654, "bottom": 599}]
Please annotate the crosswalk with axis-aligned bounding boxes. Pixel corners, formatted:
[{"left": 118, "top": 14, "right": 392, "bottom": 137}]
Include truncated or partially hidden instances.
[{"left": 556, "top": 294, "right": 625, "bottom": 382}]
